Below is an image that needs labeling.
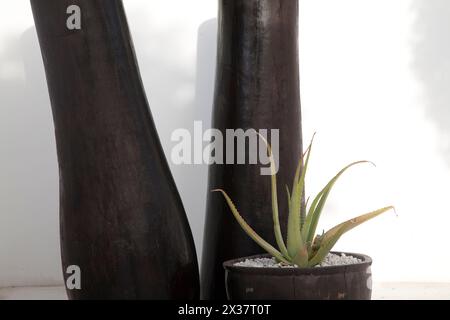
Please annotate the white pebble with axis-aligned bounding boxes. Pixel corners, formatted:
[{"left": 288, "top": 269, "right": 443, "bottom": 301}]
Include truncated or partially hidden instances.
[{"left": 234, "top": 253, "right": 362, "bottom": 268}]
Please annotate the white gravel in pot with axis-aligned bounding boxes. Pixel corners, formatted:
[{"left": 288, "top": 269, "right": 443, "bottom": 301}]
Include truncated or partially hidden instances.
[{"left": 234, "top": 253, "right": 362, "bottom": 268}]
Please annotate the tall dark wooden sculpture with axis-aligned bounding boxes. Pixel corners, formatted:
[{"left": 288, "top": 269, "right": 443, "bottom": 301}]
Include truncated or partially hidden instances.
[
  {"left": 30, "top": 0, "right": 199, "bottom": 299},
  {"left": 202, "top": 0, "right": 304, "bottom": 299}
]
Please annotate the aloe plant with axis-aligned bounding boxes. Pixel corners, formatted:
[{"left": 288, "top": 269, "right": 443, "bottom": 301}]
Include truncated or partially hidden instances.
[{"left": 213, "top": 135, "right": 394, "bottom": 267}]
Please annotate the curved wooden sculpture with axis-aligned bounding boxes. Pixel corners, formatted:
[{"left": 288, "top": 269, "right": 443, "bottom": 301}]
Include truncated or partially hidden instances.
[
  {"left": 31, "top": 0, "right": 199, "bottom": 299},
  {"left": 201, "top": 0, "right": 304, "bottom": 299}
]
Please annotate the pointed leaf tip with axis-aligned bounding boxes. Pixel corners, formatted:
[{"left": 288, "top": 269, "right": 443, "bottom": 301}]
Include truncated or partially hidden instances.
[{"left": 307, "top": 206, "right": 394, "bottom": 266}]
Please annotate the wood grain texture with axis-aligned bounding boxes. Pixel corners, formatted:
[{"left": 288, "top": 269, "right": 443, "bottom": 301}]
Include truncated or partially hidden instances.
[
  {"left": 224, "top": 253, "right": 372, "bottom": 300},
  {"left": 31, "top": 0, "right": 199, "bottom": 299},
  {"left": 201, "top": 0, "right": 303, "bottom": 299}
]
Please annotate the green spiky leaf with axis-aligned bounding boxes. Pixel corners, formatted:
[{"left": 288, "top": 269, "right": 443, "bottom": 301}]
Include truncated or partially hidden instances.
[
  {"left": 286, "top": 185, "right": 291, "bottom": 214},
  {"left": 302, "top": 161, "right": 375, "bottom": 244},
  {"left": 286, "top": 136, "right": 314, "bottom": 264},
  {"left": 258, "top": 133, "right": 290, "bottom": 258},
  {"left": 307, "top": 206, "right": 395, "bottom": 267},
  {"left": 213, "top": 189, "right": 290, "bottom": 264}
]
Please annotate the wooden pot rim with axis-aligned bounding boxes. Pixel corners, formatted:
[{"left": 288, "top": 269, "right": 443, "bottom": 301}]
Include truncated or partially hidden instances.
[{"left": 223, "top": 252, "right": 372, "bottom": 276}]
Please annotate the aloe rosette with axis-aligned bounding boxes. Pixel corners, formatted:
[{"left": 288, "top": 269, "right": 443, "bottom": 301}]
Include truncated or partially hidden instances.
[{"left": 214, "top": 134, "right": 394, "bottom": 267}]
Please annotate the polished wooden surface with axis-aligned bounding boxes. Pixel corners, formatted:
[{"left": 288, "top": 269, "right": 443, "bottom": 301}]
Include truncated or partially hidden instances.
[
  {"left": 201, "top": 0, "right": 304, "bottom": 299},
  {"left": 31, "top": 0, "right": 199, "bottom": 299},
  {"left": 224, "top": 253, "right": 372, "bottom": 300}
]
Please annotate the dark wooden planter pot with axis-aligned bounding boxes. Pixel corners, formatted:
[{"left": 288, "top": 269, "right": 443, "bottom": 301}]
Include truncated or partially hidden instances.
[
  {"left": 224, "top": 253, "right": 373, "bottom": 300},
  {"left": 201, "top": 0, "right": 304, "bottom": 300},
  {"left": 30, "top": 0, "right": 199, "bottom": 299}
]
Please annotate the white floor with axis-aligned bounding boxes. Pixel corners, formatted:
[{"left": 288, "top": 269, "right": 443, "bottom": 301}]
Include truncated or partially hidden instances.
[
  {"left": 0, "top": 286, "right": 67, "bottom": 300},
  {"left": 0, "top": 283, "right": 449, "bottom": 300},
  {"left": 373, "top": 282, "right": 450, "bottom": 300}
]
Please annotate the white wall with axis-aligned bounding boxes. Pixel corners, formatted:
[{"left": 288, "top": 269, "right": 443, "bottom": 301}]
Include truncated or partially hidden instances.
[{"left": 0, "top": 0, "right": 449, "bottom": 287}]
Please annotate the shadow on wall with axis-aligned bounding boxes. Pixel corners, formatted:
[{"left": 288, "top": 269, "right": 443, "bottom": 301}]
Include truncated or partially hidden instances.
[
  {"left": 126, "top": 13, "right": 218, "bottom": 260},
  {"left": 191, "top": 19, "right": 217, "bottom": 260},
  {"left": 0, "top": 27, "right": 61, "bottom": 287},
  {"left": 412, "top": 0, "right": 450, "bottom": 163}
]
